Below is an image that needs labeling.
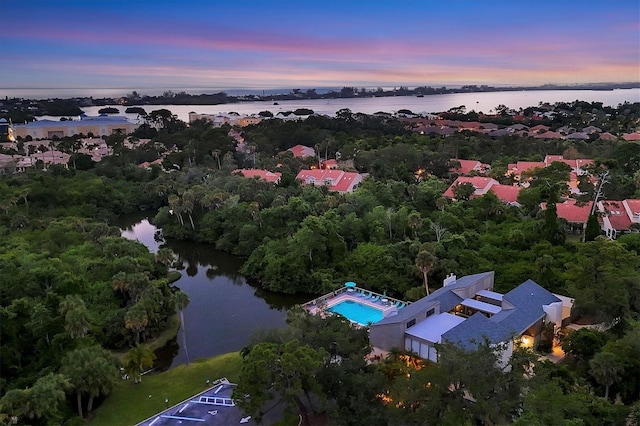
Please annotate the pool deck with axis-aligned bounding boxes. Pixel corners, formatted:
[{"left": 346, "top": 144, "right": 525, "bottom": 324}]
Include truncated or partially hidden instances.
[{"left": 302, "top": 287, "right": 408, "bottom": 325}]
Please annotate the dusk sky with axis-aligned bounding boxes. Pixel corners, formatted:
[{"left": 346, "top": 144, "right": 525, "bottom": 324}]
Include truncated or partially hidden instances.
[{"left": 1, "top": 0, "right": 639, "bottom": 95}]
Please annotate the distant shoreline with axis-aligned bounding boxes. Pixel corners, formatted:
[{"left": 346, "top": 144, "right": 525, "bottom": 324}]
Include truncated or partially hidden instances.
[{"left": 2, "top": 82, "right": 639, "bottom": 103}]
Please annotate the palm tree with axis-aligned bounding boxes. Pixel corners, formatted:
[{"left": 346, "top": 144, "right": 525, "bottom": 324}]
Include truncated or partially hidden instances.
[
  {"left": 172, "top": 290, "right": 191, "bottom": 366},
  {"left": 59, "top": 295, "right": 91, "bottom": 339},
  {"left": 212, "top": 149, "right": 222, "bottom": 169},
  {"left": 61, "top": 346, "right": 118, "bottom": 418},
  {"left": 407, "top": 211, "right": 422, "bottom": 240},
  {"left": 416, "top": 249, "right": 437, "bottom": 296},
  {"left": 123, "top": 344, "right": 156, "bottom": 384},
  {"left": 64, "top": 306, "right": 92, "bottom": 339},
  {"left": 125, "top": 304, "right": 149, "bottom": 344},
  {"left": 155, "top": 247, "right": 175, "bottom": 267},
  {"left": 589, "top": 352, "right": 623, "bottom": 400}
]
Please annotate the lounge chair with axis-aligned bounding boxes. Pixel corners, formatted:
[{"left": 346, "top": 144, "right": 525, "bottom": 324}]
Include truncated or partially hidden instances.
[
  {"left": 364, "top": 291, "right": 373, "bottom": 299},
  {"left": 371, "top": 295, "right": 379, "bottom": 302},
  {"left": 358, "top": 289, "right": 366, "bottom": 297},
  {"left": 398, "top": 302, "right": 405, "bottom": 309}
]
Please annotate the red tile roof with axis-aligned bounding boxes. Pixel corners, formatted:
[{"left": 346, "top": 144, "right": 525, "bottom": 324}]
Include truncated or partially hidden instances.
[
  {"left": 506, "top": 161, "right": 545, "bottom": 177},
  {"left": 623, "top": 199, "right": 640, "bottom": 219},
  {"left": 534, "top": 131, "right": 564, "bottom": 139},
  {"left": 488, "top": 184, "right": 522, "bottom": 204},
  {"left": 450, "top": 159, "right": 481, "bottom": 175},
  {"left": 287, "top": 144, "right": 316, "bottom": 158},
  {"left": 622, "top": 133, "right": 640, "bottom": 141},
  {"left": 295, "top": 169, "right": 365, "bottom": 193},
  {"left": 541, "top": 199, "right": 593, "bottom": 224},
  {"left": 598, "top": 132, "right": 618, "bottom": 141},
  {"left": 443, "top": 176, "right": 497, "bottom": 198},
  {"left": 234, "top": 169, "right": 282, "bottom": 183},
  {"left": 599, "top": 200, "right": 633, "bottom": 230}
]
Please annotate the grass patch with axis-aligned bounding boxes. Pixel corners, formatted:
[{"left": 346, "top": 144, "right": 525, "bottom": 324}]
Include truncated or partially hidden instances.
[
  {"left": 167, "top": 270, "right": 182, "bottom": 284},
  {"left": 90, "top": 352, "right": 242, "bottom": 425}
]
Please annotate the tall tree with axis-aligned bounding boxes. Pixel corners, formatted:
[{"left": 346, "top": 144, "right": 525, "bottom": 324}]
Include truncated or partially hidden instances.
[
  {"left": 61, "top": 346, "right": 119, "bottom": 418},
  {"left": 123, "top": 344, "right": 156, "bottom": 384},
  {"left": 415, "top": 247, "right": 437, "bottom": 296},
  {"left": 171, "top": 290, "right": 191, "bottom": 366},
  {"left": 590, "top": 352, "right": 623, "bottom": 399}
]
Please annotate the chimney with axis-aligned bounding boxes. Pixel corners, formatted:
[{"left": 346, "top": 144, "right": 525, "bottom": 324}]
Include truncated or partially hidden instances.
[{"left": 443, "top": 273, "right": 457, "bottom": 287}]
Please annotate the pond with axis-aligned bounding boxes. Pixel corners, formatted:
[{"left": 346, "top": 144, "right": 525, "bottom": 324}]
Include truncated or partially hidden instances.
[{"left": 115, "top": 211, "right": 309, "bottom": 368}]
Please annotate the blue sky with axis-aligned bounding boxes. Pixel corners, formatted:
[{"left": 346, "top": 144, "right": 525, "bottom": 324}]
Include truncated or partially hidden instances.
[{"left": 1, "top": 0, "right": 638, "bottom": 95}]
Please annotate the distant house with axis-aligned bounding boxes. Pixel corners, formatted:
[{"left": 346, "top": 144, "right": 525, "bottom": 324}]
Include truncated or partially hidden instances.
[
  {"left": 582, "top": 125, "right": 602, "bottom": 134},
  {"left": 443, "top": 177, "right": 497, "bottom": 198},
  {"left": 598, "top": 132, "right": 618, "bottom": 141},
  {"left": 286, "top": 144, "right": 316, "bottom": 158},
  {"left": 505, "top": 161, "right": 545, "bottom": 183},
  {"left": 138, "top": 159, "right": 163, "bottom": 169},
  {"left": 13, "top": 116, "right": 138, "bottom": 139},
  {"left": 0, "top": 118, "right": 16, "bottom": 142},
  {"left": 369, "top": 272, "right": 573, "bottom": 362},
  {"left": 598, "top": 199, "right": 640, "bottom": 239},
  {"left": 188, "top": 112, "right": 263, "bottom": 127},
  {"left": 449, "top": 159, "right": 490, "bottom": 175},
  {"left": 541, "top": 199, "right": 593, "bottom": 234},
  {"left": 565, "top": 132, "right": 590, "bottom": 141},
  {"left": 534, "top": 131, "right": 564, "bottom": 140},
  {"left": 622, "top": 132, "right": 640, "bottom": 141},
  {"left": 296, "top": 169, "right": 366, "bottom": 193},
  {"left": 543, "top": 155, "right": 593, "bottom": 175},
  {"left": 444, "top": 176, "right": 521, "bottom": 205},
  {"left": 320, "top": 159, "right": 338, "bottom": 169},
  {"left": 234, "top": 169, "right": 282, "bottom": 184},
  {"left": 529, "top": 124, "right": 550, "bottom": 134}
]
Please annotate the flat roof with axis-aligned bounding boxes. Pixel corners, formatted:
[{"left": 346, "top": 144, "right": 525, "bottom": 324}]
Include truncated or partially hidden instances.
[
  {"left": 405, "top": 313, "right": 465, "bottom": 343},
  {"left": 136, "top": 381, "right": 267, "bottom": 426},
  {"left": 476, "top": 289, "right": 503, "bottom": 301},
  {"left": 461, "top": 298, "right": 502, "bottom": 314}
]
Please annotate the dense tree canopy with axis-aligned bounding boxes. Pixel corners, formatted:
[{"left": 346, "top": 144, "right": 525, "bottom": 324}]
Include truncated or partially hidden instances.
[{"left": 1, "top": 100, "right": 639, "bottom": 423}]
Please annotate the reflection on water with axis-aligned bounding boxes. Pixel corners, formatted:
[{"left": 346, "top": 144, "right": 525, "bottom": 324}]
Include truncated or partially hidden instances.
[{"left": 115, "top": 211, "right": 309, "bottom": 368}]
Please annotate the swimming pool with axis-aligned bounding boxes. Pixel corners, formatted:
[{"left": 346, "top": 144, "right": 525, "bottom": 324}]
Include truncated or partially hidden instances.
[{"left": 328, "top": 299, "right": 383, "bottom": 325}]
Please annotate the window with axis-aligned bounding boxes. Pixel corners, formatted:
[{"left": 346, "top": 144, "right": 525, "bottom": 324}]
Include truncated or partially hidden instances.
[
  {"left": 407, "top": 319, "right": 416, "bottom": 329},
  {"left": 426, "top": 308, "right": 435, "bottom": 318}
]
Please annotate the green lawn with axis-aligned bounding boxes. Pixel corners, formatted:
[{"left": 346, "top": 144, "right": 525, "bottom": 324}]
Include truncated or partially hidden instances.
[{"left": 90, "top": 352, "right": 242, "bottom": 426}]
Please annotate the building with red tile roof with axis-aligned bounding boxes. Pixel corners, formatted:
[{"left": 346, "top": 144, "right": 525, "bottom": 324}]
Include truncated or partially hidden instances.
[
  {"left": 234, "top": 169, "right": 282, "bottom": 183},
  {"left": 529, "top": 124, "right": 550, "bottom": 134},
  {"left": 443, "top": 177, "right": 522, "bottom": 206},
  {"left": 449, "top": 159, "right": 490, "bottom": 175},
  {"left": 296, "top": 169, "right": 366, "bottom": 193},
  {"left": 287, "top": 144, "right": 316, "bottom": 158},
  {"left": 542, "top": 199, "right": 593, "bottom": 224},
  {"left": 544, "top": 155, "right": 593, "bottom": 175},
  {"left": 622, "top": 133, "right": 640, "bottom": 141},
  {"left": 541, "top": 199, "right": 594, "bottom": 236},
  {"left": 443, "top": 177, "right": 497, "bottom": 199},
  {"left": 505, "top": 161, "right": 545, "bottom": 183},
  {"left": 598, "top": 199, "right": 640, "bottom": 239},
  {"left": 320, "top": 159, "right": 338, "bottom": 169},
  {"left": 598, "top": 132, "right": 618, "bottom": 141},
  {"left": 534, "top": 131, "right": 564, "bottom": 140},
  {"left": 488, "top": 184, "right": 522, "bottom": 205}
]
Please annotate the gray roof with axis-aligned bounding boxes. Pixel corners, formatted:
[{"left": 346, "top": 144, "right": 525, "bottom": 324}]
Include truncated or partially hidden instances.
[
  {"left": 492, "top": 279, "right": 561, "bottom": 335},
  {"left": 442, "top": 280, "right": 560, "bottom": 349},
  {"left": 373, "top": 271, "right": 494, "bottom": 326},
  {"left": 442, "top": 312, "right": 512, "bottom": 350}
]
